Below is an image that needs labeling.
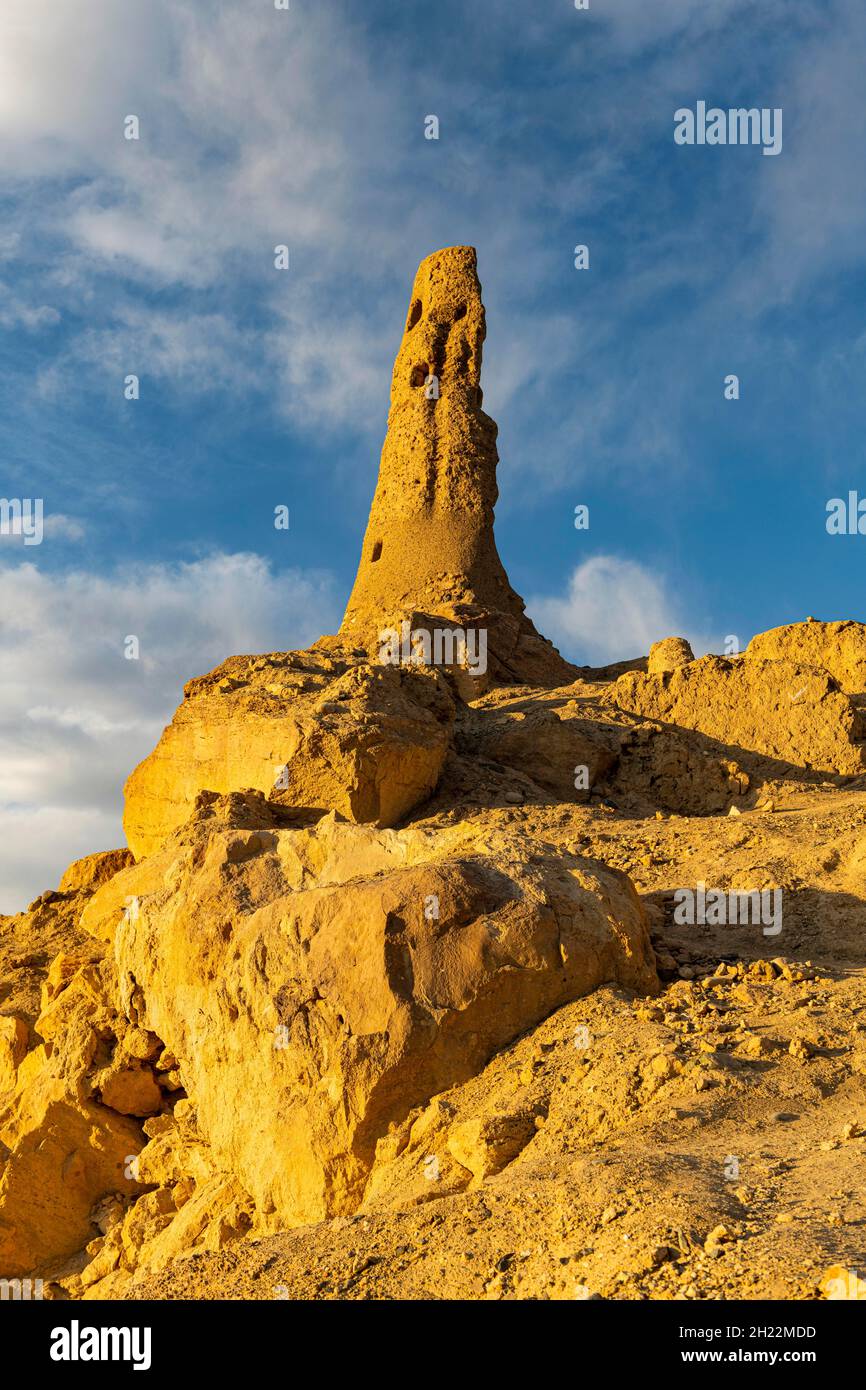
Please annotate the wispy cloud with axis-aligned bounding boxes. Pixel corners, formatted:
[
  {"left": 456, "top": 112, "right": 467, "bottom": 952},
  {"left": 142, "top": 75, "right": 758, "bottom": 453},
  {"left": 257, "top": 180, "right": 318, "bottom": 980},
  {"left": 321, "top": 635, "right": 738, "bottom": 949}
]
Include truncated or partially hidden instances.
[
  {"left": 0, "top": 280, "right": 60, "bottom": 330},
  {"left": 0, "top": 512, "right": 85, "bottom": 545},
  {"left": 1, "top": 0, "right": 862, "bottom": 460}
]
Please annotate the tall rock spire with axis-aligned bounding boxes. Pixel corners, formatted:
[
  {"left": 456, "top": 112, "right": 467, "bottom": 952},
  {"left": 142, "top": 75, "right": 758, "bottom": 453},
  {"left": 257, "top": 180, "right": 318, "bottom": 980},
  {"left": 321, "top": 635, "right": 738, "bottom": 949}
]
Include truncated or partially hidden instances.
[{"left": 340, "top": 245, "right": 575, "bottom": 685}]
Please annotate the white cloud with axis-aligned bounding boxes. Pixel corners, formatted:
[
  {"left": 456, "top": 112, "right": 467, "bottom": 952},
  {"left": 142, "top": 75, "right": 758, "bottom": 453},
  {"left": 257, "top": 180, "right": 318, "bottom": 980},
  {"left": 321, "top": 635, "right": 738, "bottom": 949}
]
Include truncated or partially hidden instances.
[
  {"left": 38, "top": 305, "right": 265, "bottom": 402},
  {"left": 0, "top": 0, "right": 392, "bottom": 282},
  {"left": 0, "top": 511, "right": 85, "bottom": 546},
  {"left": 43, "top": 514, "right": 86, "bottom": 542},
  {"left": 0, "top": 805, "right": 125, "bottom": 916},
  {"left": 529, "top": 554, "right": 713, "bottom": 667},
  {"left": 0, "top": 280, "right": 60, "bottom": 330},
  {"left": 0, "top": 0, "right": 407, "bottom": 427},
  {"left": 741, "top": 0, "right": 866, "bottom": 305},
  {"left": 0, "top": 1, "right": 170, "bottom": 166},
  {"left": 0, "top": 0, "right": 856, "bottom": 454},
  {"left": 0, "top": 552, "right": 339, "bottom": 913},
  {"left": 266, "top": 298, "right": 394, "bottom": 432}
]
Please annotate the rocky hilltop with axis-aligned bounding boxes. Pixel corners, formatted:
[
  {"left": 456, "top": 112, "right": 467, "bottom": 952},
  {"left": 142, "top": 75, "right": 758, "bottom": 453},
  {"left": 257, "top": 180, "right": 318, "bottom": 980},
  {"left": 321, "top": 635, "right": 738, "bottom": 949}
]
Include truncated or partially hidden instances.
[{"left": 1, "top": 249, "right": 865, "bottom": 1302}]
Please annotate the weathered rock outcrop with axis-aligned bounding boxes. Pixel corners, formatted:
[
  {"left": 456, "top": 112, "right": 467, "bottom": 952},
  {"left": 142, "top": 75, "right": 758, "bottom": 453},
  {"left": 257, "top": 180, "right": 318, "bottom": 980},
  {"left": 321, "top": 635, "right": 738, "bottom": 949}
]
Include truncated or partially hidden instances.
[
  {"left": 101, "top": 792, "right": 657, "bottom": 1229},
  {"left": 0, "top": 949, "right": 148, "bottom": 1274},
  {"left": 0, "top": 1016, "right": 27, "bottom": 1095},
  {"left": 605, "top": 655, "right": 866, "bottom": 776},
  {"left": 1, "top": 779, "right": 658, "bottom": 1291},
  {"left": 123, "top": 654, "right": 455, "bottom": 860},
  {"left": 459, "top": 703, "right": 623, "bottom": 802},
  {"left": 58, "top": 849, "right": 135, "bottom": 895},
  {"left": 611, "top": 724, "right": 750, "bottom": 816},
  {"left": 745, "top": 619, "right": 866, "bottom": 694},
  {"left": 0, "top": 841, "right": 175, "bottom": 1276}
]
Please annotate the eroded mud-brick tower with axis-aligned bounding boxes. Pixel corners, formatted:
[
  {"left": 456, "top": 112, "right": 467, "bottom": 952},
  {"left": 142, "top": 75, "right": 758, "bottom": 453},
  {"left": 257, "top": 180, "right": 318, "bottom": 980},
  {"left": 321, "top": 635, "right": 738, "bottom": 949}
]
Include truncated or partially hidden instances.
[{"left": 340, "top": 245, "right": 575, "bottom": 685}]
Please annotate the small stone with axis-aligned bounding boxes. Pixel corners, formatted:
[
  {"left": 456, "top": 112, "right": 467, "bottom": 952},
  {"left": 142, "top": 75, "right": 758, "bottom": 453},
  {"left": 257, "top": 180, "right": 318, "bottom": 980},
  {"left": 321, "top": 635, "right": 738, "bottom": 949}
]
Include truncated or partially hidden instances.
[
  {"left": 648, "top": 637, "right": 694, "bottom": 675},
  {"left": 651, "top": 1243, "right": 675, "bottom": 1266},
  {"left": 650, "top": 1053, "right": 680, "bottom": 1080},
  {"left": 740, "top": 1032, "right": 775, "bottom": 1058},
  {"left": 636, "top": 1005, "right": 664, "bottom": 1022},
  {"left": 704, "top": 1224, "right": 730, "bottom": 1250}
]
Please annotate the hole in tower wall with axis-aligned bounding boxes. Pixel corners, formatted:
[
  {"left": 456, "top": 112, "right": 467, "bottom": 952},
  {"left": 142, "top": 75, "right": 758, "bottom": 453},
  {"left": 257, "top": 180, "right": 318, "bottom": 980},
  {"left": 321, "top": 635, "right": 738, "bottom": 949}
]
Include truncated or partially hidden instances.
[
  {"left": 407, "top": 300, "right": 422, "bottom": 331},
  {"left": 454, "top": 303, "right": 467, "bottom": 320},
  {"left": 410, "top": 364, "right": 428, "bottom": 388},
  {"left": 371, "top": 540, "right": 383, "bottom": 562}
]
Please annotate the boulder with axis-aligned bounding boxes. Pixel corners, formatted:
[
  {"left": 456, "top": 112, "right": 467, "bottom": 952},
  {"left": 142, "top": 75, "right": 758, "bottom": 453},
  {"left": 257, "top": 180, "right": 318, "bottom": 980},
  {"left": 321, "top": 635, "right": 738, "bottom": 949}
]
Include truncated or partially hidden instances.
[
  {"left": 0, "top": 1080, "right": 144, "bottom": 1275},
  {"left": 746, "top": 620, "right": 866, "bottom": 694},
  {"left": 648, "top": 636, "right": 694, "bottom": 675},
  {"left": 605, "top": 655, "right": 866, "bottom": 776},
  {"left": 107, "top": 793, "right": 657, "bottom": 1228},
  {"left": 447, "top": 1111, "right": 537, "bottom": 1181},
  {"left": 463, "top": 704, "right": 622, "bottom": 800},
  {"left": 123, "top": 655, "right": 455, "bottom": 860},
  {"left": 58, "top": 849, "right": 135, "bottom": 895}
]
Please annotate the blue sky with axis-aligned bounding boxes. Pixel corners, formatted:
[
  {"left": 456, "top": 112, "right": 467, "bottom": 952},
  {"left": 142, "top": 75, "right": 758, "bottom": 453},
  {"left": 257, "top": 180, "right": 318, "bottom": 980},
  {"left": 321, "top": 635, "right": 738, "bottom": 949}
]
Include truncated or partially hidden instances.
[{"left": 2, "top": 0, "right": 866, "bottom": 908}]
